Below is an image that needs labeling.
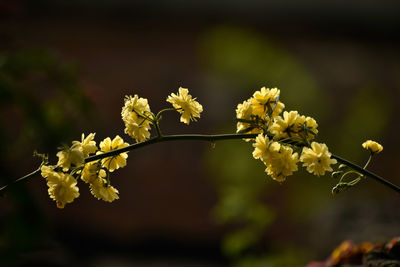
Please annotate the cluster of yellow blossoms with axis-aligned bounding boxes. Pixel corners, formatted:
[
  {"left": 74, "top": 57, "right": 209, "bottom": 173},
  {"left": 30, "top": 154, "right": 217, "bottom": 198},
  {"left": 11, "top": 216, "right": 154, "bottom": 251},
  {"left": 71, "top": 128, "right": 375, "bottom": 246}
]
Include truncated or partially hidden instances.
[
  {"left": 237, "top": 87, "right": 337, "bottom": 182},
  {"left": 41, "top": 134, "right": 129, "bottom": 208},
  {"left": 121, "top": 87, "right": 203, "bottom": 141},
  {"left": 40, "top": 87, "right": 203, "bottom": 208},
  {"left": 166, "top": 87, "right": 203, "bottom": 125},
  {"left": 39, "top": 85, "right": 384, "bottom": 208}
]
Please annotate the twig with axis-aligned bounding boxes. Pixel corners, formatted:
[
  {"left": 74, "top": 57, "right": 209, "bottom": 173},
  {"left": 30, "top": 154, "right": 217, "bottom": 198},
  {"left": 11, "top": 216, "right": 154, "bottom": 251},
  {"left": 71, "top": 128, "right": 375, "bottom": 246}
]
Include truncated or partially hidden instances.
[
  {"left": 1, "top": 133, "right": 399, "bottom": 195},
  {"left": 331, "top": 154, "right": 400, "bottom": 193}
]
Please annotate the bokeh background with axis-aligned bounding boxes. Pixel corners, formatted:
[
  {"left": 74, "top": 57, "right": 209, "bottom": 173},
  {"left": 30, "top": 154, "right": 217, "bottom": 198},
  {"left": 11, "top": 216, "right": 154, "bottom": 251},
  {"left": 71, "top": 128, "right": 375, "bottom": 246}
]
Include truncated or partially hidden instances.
[{"left": 1, "top": 1, "right": 400, "bottom": 266}]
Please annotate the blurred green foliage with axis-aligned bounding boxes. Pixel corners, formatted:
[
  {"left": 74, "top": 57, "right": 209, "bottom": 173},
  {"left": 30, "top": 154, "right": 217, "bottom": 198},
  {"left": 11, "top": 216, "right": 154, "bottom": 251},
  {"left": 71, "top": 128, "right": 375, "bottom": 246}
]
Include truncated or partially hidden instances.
[
  {"left": 333, "top": 87, "right": 392, "bottom": 159},
  {"left": 0, "top": 49, "right": 93, "bottom": 265},
  {"left": 0, "top": 50, "right": 93, "bottom": 157},
  {"left": 201, "top": 25, "right": 324, "bottom": 265},
  {"left": 200, "top": 25, "right": 392, "bottom": 265},
  {"left": 205, "top": 140, "right": 274, "bottom": 258},
  {"left": 199, "top": 25, "right": 329, "bottom": 118}
]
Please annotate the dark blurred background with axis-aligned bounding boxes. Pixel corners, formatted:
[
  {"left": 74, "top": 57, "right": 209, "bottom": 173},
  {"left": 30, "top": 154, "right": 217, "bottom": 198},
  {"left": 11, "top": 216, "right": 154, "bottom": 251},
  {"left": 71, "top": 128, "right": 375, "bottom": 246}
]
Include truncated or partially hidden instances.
[{"left": 0, "top": 0, "right": 399, "bottom": 266}]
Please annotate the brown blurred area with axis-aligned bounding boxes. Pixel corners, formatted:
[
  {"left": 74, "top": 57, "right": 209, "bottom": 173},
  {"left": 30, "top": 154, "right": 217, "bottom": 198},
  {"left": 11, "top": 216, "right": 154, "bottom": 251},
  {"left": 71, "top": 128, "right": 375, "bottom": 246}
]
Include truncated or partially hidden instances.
[{"left": 0, "top": 1, "right": 400, "bottom": 266}]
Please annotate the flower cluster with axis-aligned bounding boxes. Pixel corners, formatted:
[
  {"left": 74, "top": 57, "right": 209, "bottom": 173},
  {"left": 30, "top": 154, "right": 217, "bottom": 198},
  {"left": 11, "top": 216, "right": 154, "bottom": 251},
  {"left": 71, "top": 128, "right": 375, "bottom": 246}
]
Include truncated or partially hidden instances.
[
  {"left": 41, "top": 87, "right": 203, "bottom": 208},
  {"left": 121, "top": 87, "right": 203, "bottom": 142},
  {"left": 121, "top": 95, "right": 153, "bottom": 142},
  {"left": 41, "top": 134, "right": 129, "bottom": 208},
  {"left": 166, "top": 87, "right": 203, "bottom": 125},
  {"left": 237, "top": 87, "right": 336, "bottom": 182},
  {"left": 236, "top": 87, "right": 285, "bottom": 136},
  {"left": 36, "top": 84, "right": 386, "bottom": 208}
]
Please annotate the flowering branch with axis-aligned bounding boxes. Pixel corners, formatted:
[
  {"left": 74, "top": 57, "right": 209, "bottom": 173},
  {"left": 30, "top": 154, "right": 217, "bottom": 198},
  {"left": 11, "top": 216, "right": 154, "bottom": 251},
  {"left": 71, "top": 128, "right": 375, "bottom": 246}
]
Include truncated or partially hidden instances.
[
  {"left": 331, "top": 154, "right": 400, "bottom": 194},
  {"left": 85, "top": 133, "right": 258, "bottom": 163},
  {"left": 2, "top": 133, "right": 399, "bottom": 197},
  {"left": 1, "top": 86, "right": 398, "bottom": 208},
  {"left": 85, "top": 134, "right": 400, "bottom": 193}
]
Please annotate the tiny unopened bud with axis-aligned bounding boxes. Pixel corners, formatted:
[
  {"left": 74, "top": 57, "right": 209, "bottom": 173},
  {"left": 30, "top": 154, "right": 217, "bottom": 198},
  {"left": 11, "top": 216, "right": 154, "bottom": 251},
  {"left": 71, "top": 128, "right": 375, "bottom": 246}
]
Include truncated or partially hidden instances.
[
  {"left": 331, "top": 186, "right": 339, "bottom": 195},
  {"left": 338, "top": 164, "right": 348, "bottom": 170}
]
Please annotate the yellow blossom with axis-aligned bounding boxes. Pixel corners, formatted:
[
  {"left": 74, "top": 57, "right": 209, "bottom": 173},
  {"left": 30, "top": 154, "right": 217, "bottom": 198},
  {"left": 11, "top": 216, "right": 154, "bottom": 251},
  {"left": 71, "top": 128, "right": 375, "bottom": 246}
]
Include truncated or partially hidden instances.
[
  {"left": 252, "top": 134, "right": 270, "bottom": 161},
  {"left": 97, "top": 136, "right": 129, "bottom": 172},
  {"left": 56, "top": 146, "right": 84, "bottom": 172},
  {"left": 265, "top": 145, "right": 299, "bottom": 182},
  {"left": 166, "top": 87, "right": 203, "bottom": 125},
  {"left": 303, "top": 116, "right": 318, "bottom": 141},
  {"left": 236, "top": 99, "right": 252, "bottom": 132},
  {"left": 47, "top": 172, "right": 80, "bottom": 209},
  {"left": 250, "top": 87, "right": 285, "bottom": 119},
  {"left": 72, "top": 133, "right": 97, "bottom": 157},
  {"left": 300, "top": 142, "right": 337, "bottom": 176},
  {"left": 362, "top": 140, "right": 383, "bottom": 154},
  {"left": 89, "top": 178, "right": 119, "bottom": 202},
  {"left": 235, "top": 99, "right": 263, "bottom": 136},
  {"left": 81, "top": 161, "right": 106, "bottom": 184},
  {"left": 123, "top": 118, "right": 152, "bottom": 143},
  {"left": 252, "top": 134, "right": 298, "bottom": 182},
  {"left": 270, "top": 111, "right": 318, "bottom": 142},
  {"left": 41, "top": 165, "right": 56, "bottom": 179},
  {"left": 269, "top": 110, "right": 301, "bottom": 140},
  {"left": 41, "top": 165, "right": 65, "bottom": 191},
  {"left": 121, "top": 95, "right": 152, "bottom": 142}
]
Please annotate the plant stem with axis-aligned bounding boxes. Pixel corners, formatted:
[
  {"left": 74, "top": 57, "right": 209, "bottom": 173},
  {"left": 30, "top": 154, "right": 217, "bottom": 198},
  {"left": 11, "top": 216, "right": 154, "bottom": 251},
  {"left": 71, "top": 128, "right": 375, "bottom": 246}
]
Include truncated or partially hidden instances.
[
  {"left": 85, "top": 133, "right": 258, "bottom": 163},
  {"left": 331, "top": 154, "right": 400, "bottom": 193},
  {"left": 0, "top": 167, "right": 42, "bottom": 195},
  {"left": 1, "top": 133, "right": 400, "bottom": 195}
]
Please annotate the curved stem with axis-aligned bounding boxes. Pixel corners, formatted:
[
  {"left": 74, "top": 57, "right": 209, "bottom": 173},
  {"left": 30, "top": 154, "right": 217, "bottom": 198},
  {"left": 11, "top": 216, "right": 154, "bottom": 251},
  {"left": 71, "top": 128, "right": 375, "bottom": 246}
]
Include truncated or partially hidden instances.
[
  {"left": 1, "top": 133, "right": 400, "bottom": 195},
  {"left": 154, "top": 122, "right": 162, "bottom": 138},
  {"left": 84, "top": 133, "right": 258, "bottom": 163},
  {"left": 0, "top": 167, "right": 42, "bottom": 195},
  {"left": 363, "top": 154, "right": 373, "bottom": 169},
  {"left": 153, "top": 108, "right": 179, "bottom": 138},
  {"left": 331, "top": 154, "right": 400, "bottom": 193},
  {"left": 339, "top": 170, "right": 361, "bottom": 184},
  {"left": 155, "top": 108, "right": 178, "bottom": 121}
]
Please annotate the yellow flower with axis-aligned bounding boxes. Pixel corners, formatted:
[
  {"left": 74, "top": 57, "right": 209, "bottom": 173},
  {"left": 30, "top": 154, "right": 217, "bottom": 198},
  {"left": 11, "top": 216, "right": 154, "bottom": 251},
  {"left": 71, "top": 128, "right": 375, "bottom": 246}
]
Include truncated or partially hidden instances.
[
  {"left": 303, "top": 116, "right": 318, "bottom": 141},
  {"left": 56, "top": 146, "right": 84, "bottom": 172},
  {"left": 270, "top": 111, "right": 318, "bottom": 142},
  {"left": 47, "top": 172, "right": 80, "bottom": 209},
  {"left": 236, "top": 99, "right": 263, "bottom": 135},
  {"left": 362, "top": 140, "right": 383, "bottom": 154},
  {"left": 252, "top": 135, "right": 299, "bottom": 182},
  {"left": 123, "top": 118, "right": 152, "bottom": 143},
  {"left": 252, "top": 134, "right": 270, "bottom": 161},
  {"left": 251, "top": 134, "right": 279, "bottom": 161},
  {"left": 300, "top": 142, "right": 337, "bottom": 176},
  {"left": 250, "top": 87, "right": 285, "bottom": 119},
  {"left": 121, "top": 95, "right": 152, "bottom": 142},
  {"left": 72, "top": 133, "right": 97, "bottom": 157},
  {"left": 236, "top": 99, "right": 252, "bottom": 132},
  {"left": 41, "top": 165, "right": 56, "bottom": 179},
  {"left": 265, "top": 145, "right": 299, "bottom": 182},
  {"left": 81, "top": 161, "right": 106, "bottom": 184},
  {"left": 166, "top": 87, "right": 203, "bottom": 125},
  {"left": 41, "top": 165, "right": 69, "bottom": 198},
  {"left": 89, "top": 178, "right": 119, "bottom": 202},
  {"left": 97, "top": 136, "right": 129, "bottom": 172}
]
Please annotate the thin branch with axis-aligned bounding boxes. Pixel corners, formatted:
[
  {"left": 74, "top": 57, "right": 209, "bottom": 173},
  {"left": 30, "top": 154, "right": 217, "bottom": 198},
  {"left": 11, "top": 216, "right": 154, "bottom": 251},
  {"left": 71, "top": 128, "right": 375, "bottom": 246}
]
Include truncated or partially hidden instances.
[
  {"left": 0, "top": 167, "right": 42, "bottom": 196},
  {"left": 331, "top": 154, "right": 400, "bottom": 193},
  {"left": 1, "top": 133, "right": 399, "bottom": 195},
  {"left": 85, "top": 133, "right": 258, "bottom": 163}
]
